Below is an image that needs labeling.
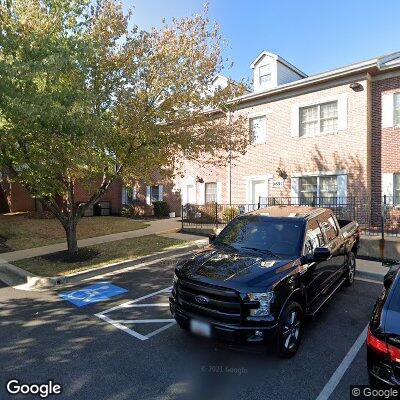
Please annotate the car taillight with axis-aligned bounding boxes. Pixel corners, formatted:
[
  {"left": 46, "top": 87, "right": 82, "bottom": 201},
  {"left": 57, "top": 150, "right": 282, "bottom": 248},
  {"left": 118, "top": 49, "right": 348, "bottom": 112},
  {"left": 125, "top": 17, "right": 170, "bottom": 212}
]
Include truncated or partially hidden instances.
[
  {"left": 388, "top": 344, "right": 400, "bottom": 363},
  {"left": 367, "top": 327, "right": 400, "bottom": 364},
  {"left": 367, "top": 327, "right": 387, "bottom": 354}
]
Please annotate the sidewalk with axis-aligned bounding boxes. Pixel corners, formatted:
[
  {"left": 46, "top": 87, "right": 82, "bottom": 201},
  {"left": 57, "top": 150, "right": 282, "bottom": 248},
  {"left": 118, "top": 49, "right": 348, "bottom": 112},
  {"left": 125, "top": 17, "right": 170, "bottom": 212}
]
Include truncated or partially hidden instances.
[{"left": 0, "top": 218, "right": 182, "bottom": 262}]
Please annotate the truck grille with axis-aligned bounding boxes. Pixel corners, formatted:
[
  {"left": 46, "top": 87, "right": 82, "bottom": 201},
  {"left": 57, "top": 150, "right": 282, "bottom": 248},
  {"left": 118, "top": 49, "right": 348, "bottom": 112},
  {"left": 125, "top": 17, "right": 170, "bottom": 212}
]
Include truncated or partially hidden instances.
[{"left": 176, "top": 279, "right": 241, "bottom": 324}]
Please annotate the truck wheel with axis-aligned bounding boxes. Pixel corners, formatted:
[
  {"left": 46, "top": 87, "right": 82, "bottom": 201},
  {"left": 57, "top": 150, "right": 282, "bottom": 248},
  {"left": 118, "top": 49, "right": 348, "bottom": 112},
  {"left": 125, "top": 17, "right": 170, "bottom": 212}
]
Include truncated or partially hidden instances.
[
  {"left": 277, "top": 302, "right": 303, "bottom": 358},
  {"left": 344, "top": 252, "right": 356, "bottom": 286}
]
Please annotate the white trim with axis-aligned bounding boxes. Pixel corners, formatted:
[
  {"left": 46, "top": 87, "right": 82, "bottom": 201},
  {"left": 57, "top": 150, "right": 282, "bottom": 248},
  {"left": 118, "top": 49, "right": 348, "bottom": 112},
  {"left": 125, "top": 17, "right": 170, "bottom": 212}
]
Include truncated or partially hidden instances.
[
  {"left": 198, "top": 182, "right": 205, "bottom": 205},
  {"left": 145, "top": 186, "right": 151, "bottom": 205},
  {"left": 250, "top": 51, "right": 308, "bottom": 78},
  {"left": 382, "top": 93, "right": 395, "bottom": 128},
  {"left": 158, "top": 184, "right": 163, "bottom": 201},
  {"left": 291, "top": 170, "right": 347, "bottom": 178},
  {"left": 216, "top": 182, "right": 222, "bottom": 203},
  {"left": 292, "top": 172, "right": 348, "bottom": 203},
  {"left": 244, "top": 174, "right": 273, "bottom": 203},
  {"left": 121, "top": 187, "right": 127, "bottom": 204}
]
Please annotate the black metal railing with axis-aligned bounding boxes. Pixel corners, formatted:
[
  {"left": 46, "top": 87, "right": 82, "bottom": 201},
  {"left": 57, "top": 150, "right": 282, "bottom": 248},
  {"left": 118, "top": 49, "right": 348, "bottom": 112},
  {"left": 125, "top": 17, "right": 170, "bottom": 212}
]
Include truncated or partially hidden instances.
[{"left": 181, "top": 196, "right": 400, "bottom": 237}]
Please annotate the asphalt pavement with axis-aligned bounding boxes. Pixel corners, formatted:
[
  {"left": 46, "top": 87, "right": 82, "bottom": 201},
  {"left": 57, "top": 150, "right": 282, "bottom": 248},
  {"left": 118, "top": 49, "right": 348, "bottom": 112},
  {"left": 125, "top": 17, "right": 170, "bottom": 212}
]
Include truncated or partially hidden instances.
[{"left": 0, "top": 256, "right": 382, "bottom": 400}]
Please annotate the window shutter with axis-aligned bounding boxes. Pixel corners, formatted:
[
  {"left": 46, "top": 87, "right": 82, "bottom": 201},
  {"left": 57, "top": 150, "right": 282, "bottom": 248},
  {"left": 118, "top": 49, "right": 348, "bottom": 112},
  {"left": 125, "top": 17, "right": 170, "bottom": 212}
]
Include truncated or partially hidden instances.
[
  {"left": 158, "top": 185, "right": 163, "bottom": 201},
  {"left": 121, "top": 187, "right": 126, "bottom": 205},
  {"left": 290, "top": 105, "right": 300, "bottom": 137},
  {"left": 382, "top": 93, "right": 395, "bottom": 128},
  {"left": 337, "top": 174, "right": 348, "bottom": 204},
  {"left": 181, "top": 185, "right": 187, "bottom": 205},
  {"left": 245, "top": 179, "right": 250, "bottom": 203},
  {"left": 382, "top": 173, "right": 394, "bottom": 204},
  {"left": 291, "top": 177, "right": 299, "bottom": 205},
  {"left": 146, "top": 186, "right": 151, "bottom": 205},
  {"left": 198, "top": 183, "right": 205, "bottom": 205},
  {"left": 337, "top": 94, "right": 348, "bottom": 131},
  {"left": 216, "top": 182, "right": 222, "bottom": 204}
]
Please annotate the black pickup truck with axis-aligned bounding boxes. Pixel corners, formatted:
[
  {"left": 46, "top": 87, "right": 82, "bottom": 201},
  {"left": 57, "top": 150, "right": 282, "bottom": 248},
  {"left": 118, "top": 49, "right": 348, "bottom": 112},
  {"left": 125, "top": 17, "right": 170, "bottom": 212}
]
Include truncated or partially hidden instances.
[{"left": 170, "top": 206, "right": 359, "bottom": 357}]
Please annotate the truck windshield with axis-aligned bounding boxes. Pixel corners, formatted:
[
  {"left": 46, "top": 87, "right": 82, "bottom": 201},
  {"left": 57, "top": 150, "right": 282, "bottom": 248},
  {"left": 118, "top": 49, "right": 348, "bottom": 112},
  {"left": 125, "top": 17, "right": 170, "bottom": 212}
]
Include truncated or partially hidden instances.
[{"left": 215, "top": 216, "right": 304, "bottom": 258}]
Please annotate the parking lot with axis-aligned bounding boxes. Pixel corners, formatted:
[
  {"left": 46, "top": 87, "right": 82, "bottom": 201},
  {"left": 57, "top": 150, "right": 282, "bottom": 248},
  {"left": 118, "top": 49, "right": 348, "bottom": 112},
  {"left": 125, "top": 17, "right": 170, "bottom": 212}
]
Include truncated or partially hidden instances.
[{"left": 0, "top": 253, "right": 382, "bottom": 400}]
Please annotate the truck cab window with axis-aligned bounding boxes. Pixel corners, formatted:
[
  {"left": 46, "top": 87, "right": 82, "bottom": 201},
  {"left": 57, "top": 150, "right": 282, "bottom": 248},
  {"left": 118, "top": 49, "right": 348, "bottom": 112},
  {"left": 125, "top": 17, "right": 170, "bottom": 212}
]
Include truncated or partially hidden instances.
[
  {"left": 304, "top": 219, "right": 325, "bottom": 255},
  {"left": 318, "top": 213, "right": 338, "bottom": 242}
]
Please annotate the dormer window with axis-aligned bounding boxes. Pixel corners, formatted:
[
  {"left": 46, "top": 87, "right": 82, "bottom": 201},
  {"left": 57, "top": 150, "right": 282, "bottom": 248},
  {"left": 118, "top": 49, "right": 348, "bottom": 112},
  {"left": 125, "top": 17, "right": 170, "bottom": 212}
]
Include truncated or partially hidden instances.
[{"left": 259, "top": 65, "right": 271, "bottom": 88}]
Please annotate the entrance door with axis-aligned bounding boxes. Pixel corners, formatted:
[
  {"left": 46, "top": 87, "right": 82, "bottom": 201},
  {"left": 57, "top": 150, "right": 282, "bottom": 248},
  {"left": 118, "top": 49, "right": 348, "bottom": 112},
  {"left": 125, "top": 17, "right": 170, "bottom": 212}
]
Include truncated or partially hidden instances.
[
  {"left": 251, "top": 180, "right": 267, "bottom": 204},
  {"left": 186, "top": 184, "right": 196, "bottom": 204}
]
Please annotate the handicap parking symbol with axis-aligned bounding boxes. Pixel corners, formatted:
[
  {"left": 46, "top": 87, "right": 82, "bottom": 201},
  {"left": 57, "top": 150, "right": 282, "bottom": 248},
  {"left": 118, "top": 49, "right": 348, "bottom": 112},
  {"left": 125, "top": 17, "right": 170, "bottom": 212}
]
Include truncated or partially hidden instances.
[{"left": 59, "top": 282, "right": 128, "bottom": 307}]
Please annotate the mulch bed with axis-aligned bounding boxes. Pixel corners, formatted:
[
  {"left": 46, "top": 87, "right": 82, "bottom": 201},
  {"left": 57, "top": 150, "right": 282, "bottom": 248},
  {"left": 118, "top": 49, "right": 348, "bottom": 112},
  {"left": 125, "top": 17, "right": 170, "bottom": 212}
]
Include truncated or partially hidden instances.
[{"left": 41, "top": 248, "right": 100, "bottom": 263}]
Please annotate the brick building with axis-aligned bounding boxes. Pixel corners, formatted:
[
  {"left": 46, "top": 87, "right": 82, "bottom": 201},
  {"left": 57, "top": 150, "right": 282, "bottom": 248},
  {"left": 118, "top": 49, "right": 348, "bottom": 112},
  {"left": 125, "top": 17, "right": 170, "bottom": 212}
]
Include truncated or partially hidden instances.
[
  {"left": 1, "top": 51, "right": 400, "bottom": 215},
  {"left": 174, "top": 51, "right": 400, "bottom": 211}
]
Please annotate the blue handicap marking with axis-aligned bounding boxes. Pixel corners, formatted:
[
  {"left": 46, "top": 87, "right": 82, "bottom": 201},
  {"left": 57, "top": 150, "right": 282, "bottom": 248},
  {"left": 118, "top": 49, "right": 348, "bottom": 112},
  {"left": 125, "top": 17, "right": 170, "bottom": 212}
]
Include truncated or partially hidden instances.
[{"left": 59, "top": 282, "right": 128, "bottom": 307}]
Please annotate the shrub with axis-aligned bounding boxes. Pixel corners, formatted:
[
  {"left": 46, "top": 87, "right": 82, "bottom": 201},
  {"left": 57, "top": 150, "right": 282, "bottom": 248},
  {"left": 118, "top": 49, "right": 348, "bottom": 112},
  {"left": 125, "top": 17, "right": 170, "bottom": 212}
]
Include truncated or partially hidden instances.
[
  {"left": 121, "top": 204, "right": 154, "bottom": 218},
  {"left": 153, "top": 201, "right": 170, "bottom": 218},
  {"left": 221, "top": 206, "right": 239, "bottom": 223}
]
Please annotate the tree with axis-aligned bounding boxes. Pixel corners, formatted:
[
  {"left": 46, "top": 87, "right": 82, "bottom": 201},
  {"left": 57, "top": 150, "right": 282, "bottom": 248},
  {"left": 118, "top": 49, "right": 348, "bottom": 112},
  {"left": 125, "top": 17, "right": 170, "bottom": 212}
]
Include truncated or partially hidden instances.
[{"left": 0, "top": 0, "right": 248, "bottom": 258}]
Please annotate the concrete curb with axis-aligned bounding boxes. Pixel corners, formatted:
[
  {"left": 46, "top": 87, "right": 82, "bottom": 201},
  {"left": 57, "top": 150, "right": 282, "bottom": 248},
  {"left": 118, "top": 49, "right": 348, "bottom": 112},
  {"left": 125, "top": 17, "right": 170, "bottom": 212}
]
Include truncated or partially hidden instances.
[
  {"left": 0, "top": 238, "right": 207, "bottom": 290},
  {"left": 356, "top": 270, "right": 384, "bottom": 283},
  {"left": 1, "top": 226, "right": 182, "bottom": 263}
]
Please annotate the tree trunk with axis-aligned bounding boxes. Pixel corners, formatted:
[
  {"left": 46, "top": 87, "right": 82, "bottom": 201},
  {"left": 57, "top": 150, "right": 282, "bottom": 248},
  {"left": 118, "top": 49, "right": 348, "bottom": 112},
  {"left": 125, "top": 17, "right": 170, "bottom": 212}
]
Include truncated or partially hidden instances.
[{"left": 65, "top": 221, "right": 78, "bottom": 258}]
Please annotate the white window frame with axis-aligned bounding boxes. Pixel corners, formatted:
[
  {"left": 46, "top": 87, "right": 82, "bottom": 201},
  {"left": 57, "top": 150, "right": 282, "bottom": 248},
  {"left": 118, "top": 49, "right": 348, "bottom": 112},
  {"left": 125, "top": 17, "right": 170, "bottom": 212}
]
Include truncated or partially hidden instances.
[
  {"left": 299, "top": 100, "right": 338, "bottom": 137},
  {"left": 123, "top": 186, "right": 138, "bottom": 205},
  {"left": 394, "top": 173, "right": 400, "bottom": 205},
  {"left": 259, "top": 65, "right": 271, "bottom": 87},
  {"left": 204, "top": 182, "right": 217, "bottom": 204},
  {"left": 295, "top": 173, "right": 347, "bottom": 206},
  {"left": 249, "top": 115, "right": 267, "bottom": 145},
  {"left": 394, "top": 93, "right": 400, "bottom": 127}
]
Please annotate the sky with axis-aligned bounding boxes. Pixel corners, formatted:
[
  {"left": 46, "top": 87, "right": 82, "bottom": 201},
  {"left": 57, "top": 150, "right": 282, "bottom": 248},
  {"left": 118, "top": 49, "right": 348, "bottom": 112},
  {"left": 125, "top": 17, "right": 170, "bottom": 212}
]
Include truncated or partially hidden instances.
[{"left": 123, "top": 0, "right": 400, "bottom": 83}]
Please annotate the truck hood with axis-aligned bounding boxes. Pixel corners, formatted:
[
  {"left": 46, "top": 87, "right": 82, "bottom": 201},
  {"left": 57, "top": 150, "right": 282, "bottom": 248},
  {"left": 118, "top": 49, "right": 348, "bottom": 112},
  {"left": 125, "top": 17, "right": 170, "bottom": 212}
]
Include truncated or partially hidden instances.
[{"left": 177, "top": 246, "right": 299, "bottom": 292}]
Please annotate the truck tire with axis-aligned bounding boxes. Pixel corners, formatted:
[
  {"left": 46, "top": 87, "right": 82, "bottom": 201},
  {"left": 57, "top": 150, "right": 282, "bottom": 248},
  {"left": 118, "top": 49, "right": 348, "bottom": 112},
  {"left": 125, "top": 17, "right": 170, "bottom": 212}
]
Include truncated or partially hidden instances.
[
  {"left": 277, "top": 302, "right": 304, "bottom": 358},
  {"left": 344, "top": 251, "right": 356, "bottom": 286}
]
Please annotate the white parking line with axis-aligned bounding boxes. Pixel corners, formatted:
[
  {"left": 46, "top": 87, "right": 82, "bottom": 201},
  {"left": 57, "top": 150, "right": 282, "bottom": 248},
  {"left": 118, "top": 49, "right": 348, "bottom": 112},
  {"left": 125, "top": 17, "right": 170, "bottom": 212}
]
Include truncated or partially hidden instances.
[
  {"left": 315, "top": 324, "right": 368, "bottom": 400},
  {"left": 95, "top": 286, "right": 175, "bottom": 341}
]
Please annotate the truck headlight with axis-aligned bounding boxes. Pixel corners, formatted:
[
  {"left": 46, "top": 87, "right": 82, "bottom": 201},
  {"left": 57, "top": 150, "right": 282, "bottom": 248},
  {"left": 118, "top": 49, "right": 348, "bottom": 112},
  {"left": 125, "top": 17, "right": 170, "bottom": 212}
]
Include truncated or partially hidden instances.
[{"left": 247, "top": 292, "right": 274, "bottom": 317}]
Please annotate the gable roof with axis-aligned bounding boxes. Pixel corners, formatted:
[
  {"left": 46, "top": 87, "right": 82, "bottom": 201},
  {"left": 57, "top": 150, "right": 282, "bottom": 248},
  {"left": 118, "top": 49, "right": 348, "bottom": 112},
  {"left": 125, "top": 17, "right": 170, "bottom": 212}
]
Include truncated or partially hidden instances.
[
  {"left": 234, "top": 51, "right": 400, "bottom": 104},
  {"left": 250, "top": 51, "right": 308, "bottom": 78}
]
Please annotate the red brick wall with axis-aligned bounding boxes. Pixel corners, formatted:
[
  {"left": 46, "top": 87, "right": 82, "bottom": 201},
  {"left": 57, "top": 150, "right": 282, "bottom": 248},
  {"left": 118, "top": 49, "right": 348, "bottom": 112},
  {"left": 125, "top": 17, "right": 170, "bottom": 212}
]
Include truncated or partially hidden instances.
[
  {"left": 174, "top": 77, "right": 370, "bottom": 204},
  {"left": 3, "top": 179, "right": 123, "bottom": 215},
  {"left": 6, "top": 182, "right": 36, "bottom": 213},
  {"left": 371, "top": 75, "right": 400, "bottom": 199}
]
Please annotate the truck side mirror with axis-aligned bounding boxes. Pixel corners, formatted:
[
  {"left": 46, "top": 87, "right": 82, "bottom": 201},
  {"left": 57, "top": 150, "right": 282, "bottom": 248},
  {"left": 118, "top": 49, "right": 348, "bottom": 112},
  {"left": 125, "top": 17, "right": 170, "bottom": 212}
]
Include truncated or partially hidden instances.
[
  {"left": 313, "top": 247, "right": 331, "bottom": 261},
  {"left": 209, "top": 234, "right": 216, "bottom": 244}
]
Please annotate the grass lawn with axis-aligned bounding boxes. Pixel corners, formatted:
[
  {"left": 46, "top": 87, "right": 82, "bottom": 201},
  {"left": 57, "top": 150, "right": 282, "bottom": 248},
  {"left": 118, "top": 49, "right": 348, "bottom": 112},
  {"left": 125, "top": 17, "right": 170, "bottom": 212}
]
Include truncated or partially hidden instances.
[
  {"left": 14, "top": 234, "right": 187, "bottom": 276},
  {"left": 0, "top": 213, "right": 149, "bottom": 252}
]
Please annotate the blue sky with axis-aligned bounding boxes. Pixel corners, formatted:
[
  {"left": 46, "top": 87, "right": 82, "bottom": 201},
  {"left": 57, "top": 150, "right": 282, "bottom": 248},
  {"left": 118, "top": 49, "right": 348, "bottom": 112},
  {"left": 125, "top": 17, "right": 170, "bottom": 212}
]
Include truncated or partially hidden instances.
[{"left": 124, "top": 0, "right": 400, "bottom": 82}]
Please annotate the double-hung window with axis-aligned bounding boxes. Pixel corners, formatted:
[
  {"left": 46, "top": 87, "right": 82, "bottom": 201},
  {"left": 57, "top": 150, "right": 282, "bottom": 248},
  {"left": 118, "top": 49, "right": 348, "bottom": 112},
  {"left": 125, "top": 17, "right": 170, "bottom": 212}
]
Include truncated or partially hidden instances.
[
  {"left": 205, "top": 182, "right": 217, "bottom": 204},
  {"left": 150, "top": 185, "right": 161, "bottom": 202},
  {"left": 299, "top": 175, "right": 339, "bottom": 205},
  {"left": 123, "top": 186, "right": 138, "bottom": 205},
  {"left": 249, "top": 116, "right": 266, "bottom": 144},
  {"left": 259, "top": 65, "right": 271, "bottom": 88},
  {"left": 300, "top": 101, "right": 338, "bottom": 136}
]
